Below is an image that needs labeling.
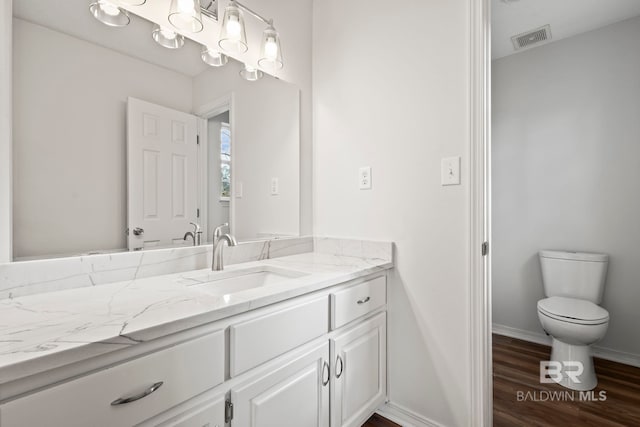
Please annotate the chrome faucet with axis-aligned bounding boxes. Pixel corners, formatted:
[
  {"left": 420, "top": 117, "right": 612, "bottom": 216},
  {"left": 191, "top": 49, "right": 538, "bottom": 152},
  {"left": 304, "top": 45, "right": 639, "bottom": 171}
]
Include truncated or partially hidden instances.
[
  {"left": 183, "top": 222, "right": 202, "bottom": 246},
  {"left": 212, "top": 234, "right": 237, "bottom": 271}
]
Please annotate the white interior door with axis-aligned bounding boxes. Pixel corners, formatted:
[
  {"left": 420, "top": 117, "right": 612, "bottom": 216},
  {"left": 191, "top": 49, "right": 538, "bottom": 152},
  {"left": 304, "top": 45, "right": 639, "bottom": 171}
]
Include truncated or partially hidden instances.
[{"left": 127, "top": 97, "right": 199, "bottom": 250}]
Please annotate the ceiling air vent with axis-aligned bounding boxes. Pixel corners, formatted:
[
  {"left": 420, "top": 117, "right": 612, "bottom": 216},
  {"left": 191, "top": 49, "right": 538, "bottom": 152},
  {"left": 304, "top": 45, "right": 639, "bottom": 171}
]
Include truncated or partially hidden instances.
[{"left": 511, "top": 25, "right": 552, "bottom": 51}]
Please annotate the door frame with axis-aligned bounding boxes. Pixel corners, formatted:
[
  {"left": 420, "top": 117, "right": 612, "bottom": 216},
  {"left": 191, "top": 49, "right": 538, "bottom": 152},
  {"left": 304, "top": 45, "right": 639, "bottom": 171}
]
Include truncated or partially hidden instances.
[
  {"left": 194, "top": 93, "right": 236, "bottom": 241},
  {"left": 469, "top": 0, "right": 492, "bottom": 425},
  {"left": 0, "top": 0, "right": 12, "bottom": 263}
]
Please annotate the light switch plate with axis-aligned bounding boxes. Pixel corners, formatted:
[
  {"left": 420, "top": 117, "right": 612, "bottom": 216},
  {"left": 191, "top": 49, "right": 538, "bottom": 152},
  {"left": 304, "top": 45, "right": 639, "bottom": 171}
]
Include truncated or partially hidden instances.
[
  {"left": 359, "top": 167, "right": 372, "bottom": 190},
  {"left": 235, "top": 181, "right": 243, "bottom": 198},
  {"left": 441, "top": 157, "right": 461, "bottom": 186},
  {"left": 271, "top": 178, "right": 279, "bottom": 195}
]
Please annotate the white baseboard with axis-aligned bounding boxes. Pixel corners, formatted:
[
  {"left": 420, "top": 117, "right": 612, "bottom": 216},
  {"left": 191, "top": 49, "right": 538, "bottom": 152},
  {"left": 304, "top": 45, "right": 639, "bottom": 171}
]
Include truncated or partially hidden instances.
[
  {"left": 376, "top": 402, "right": 444, "bottom": 427},
  {"left": 492, "top": 323, "right": 640, "bottom": 368}
]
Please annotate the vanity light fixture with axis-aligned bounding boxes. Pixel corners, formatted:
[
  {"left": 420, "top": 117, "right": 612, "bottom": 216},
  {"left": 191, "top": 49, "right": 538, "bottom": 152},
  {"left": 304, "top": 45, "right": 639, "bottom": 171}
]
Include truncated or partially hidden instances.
[
  {"left": 168, "top": 0, "right": 204, "bottom": 33},
  {"left": 89, "top": 0, "right": 131, "bottom": 27},
  {"left": 240, "top": 64, "right": 263, "bottom": 81},
  {"left": 201, "top": 46, "right": 229, "bottom": 67},
  {"left": 219, "top": 1, "right": 284, "bottom": 70},
  {"left": 152, "top": 24, "right": 185, "bottom": 49},
  {"left": 218, "top": 1, "right": 248, "bottom": 53},
  {"left": 258, "top": 23, "right": 283, "bottom": 70}
]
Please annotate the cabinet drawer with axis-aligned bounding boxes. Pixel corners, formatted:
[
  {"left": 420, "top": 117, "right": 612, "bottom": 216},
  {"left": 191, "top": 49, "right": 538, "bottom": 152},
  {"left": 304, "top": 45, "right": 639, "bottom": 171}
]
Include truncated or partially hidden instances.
[
  {"left": 331, "top": 276, "right": 386, "bottom": 329},
  {"left": 0, "top": 331, "right": 224, "bottom": 427},
  {"left": 155, "top": 393, "right": 225, "bottom": 427},
  {"left": 230, "top": 296, "right": 329, "bottom": 377}
]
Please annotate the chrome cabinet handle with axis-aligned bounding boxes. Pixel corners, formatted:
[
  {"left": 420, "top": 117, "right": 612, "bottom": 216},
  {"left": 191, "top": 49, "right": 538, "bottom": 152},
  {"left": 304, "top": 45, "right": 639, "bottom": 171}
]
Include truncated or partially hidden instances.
[
  {"left": 335, "top": 355, "right": 344, "bottom": 379},
  {"left": 322, "top": 361, "right": 330, "bottom": 386},
  {"left": 132, "top": 227, "right": 145, "bottom": 236},
  {"left": 357, "top": 296, "right": 370, "bottom": 305},
  {"left": 111, "top": 381, "right": 163, "bottom": 406}
]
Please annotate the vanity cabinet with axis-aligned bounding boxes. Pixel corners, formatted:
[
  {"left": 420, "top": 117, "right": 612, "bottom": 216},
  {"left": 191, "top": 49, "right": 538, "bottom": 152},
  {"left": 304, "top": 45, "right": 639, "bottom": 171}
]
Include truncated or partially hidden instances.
[{"left": 0, "top": 274, "right": 387, "bottom": 427}]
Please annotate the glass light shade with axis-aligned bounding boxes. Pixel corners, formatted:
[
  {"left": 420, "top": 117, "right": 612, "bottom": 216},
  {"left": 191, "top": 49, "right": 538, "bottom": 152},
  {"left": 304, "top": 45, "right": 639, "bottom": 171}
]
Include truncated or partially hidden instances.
[
  {"left": 152, "top": 24, "right": 185, "bottom": 49},
  {"left": 168, "top": 0, "right": 204, "bottom": 33},
  {"left": 201, "top": 46, "right": 229, "bottom": 67},
  {"left": 218, "top": 2, "right": 248, "bottom": 53},
  {"left": 258, "top": 26, "right": 283, "bottom": 70},
  {"left": 89, "top": 1, "right": 130, "bottom": 27},
  {"left": 119, "top": 0, "right": 146, "bottom": 5},
  {"left": 240, "top": 65, "right": 264, "bottom": 81}
]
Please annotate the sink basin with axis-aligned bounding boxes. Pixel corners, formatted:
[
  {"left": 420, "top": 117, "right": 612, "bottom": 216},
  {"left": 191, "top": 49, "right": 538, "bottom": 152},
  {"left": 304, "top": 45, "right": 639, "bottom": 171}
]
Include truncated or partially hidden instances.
[{"left": 184, "top": 266, "right": 308, "bottom": 296}]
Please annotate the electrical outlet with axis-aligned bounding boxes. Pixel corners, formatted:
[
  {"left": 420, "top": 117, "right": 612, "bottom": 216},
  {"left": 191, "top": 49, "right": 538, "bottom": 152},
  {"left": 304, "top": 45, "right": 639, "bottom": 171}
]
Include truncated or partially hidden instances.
[
  {"left": 271, "top": 177, "right": 279, "bottom": 195},
  {"left": 359, "top": 167, "right": 372, "bottom": 190},
  {"left": 441, "top": 157, "right": 461, "bottom": 186}
]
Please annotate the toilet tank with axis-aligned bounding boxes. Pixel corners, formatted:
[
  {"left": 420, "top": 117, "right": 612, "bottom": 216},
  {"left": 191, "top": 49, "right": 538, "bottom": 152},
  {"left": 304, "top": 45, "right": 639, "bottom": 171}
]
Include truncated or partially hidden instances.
[{"left": 539, "top": 250, "right": 609, "bottom": 303}]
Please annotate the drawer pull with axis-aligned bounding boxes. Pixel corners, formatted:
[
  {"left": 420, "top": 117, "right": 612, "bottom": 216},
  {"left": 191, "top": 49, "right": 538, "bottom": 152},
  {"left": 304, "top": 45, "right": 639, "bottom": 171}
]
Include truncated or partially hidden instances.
[
  {"left": 357, "top": 296, "right": 371, "bottom": 305},
  {"left": 335, "top": 355, "right": 344, "bottom": 379},
  {"left": 322, "top": 361, "right": 330, "bottom": 386},
  {"left": 111, "top": 381, "right": 164, "bottom": 406}
]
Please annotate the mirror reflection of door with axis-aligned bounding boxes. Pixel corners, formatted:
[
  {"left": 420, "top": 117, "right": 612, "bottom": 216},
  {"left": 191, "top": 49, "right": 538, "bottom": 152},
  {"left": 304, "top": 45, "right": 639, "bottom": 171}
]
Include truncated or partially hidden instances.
[
  {"left": 207, "top": 112, "right": 231, "bottom": 243},
  {"left": 126, "top": 97, "right": 199, "bottom": 251}
]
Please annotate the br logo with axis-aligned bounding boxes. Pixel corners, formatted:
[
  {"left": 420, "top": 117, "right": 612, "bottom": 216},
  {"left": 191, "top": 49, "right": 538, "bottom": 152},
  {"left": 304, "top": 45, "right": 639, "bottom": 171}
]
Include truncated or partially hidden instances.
[{"left": 540, "top": 361, "right": 584, "bottom": 384}]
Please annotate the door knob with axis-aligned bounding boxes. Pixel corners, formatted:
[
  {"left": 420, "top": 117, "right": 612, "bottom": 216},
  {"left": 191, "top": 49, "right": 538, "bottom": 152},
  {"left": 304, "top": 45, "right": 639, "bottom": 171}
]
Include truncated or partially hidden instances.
[{"left": 133, "top": 227, "right": 144, "bottom": 236}]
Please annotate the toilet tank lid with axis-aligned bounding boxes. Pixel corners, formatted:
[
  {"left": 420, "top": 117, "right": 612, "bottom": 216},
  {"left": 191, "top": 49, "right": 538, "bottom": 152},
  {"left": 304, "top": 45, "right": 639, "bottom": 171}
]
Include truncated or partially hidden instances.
[{"left": 539, "top": 250, "right": 608, "bottom": 262}]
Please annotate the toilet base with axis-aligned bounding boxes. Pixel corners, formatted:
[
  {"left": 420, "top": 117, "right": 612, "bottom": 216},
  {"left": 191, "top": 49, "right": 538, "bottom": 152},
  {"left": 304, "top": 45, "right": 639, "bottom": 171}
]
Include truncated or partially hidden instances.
[{"left": 549, "top": 338, "right": 597, "bottom": 391}]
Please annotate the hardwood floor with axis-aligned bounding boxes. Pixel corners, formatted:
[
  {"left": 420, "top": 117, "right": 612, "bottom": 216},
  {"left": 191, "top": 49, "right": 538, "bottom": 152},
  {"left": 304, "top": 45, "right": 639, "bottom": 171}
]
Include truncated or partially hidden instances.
[
  {"left": 362, "top": 413, "right": 402, "bottom": 427},
  {"left": 493, "top": 334, "right": 640, "bottom": 427}
]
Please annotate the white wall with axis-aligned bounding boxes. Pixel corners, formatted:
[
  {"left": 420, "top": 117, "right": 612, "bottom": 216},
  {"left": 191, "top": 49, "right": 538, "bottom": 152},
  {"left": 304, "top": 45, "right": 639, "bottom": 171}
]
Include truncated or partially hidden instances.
[
  {"left": 492, "top": 16, "right": 640, "bottom": 357},
  {"left": 12, "top": 18, "right": 193, "bottom": 259},
  {"left": 0, "top": 0, "right": 11, "bottom": 263},
  {"left": 313, "top": 0, "right": 473, "bottom": 425},
  {"left": 193, "top": 63, "right": 300, "bottom": 241},
  {"left": 264, "top": 0, "right": 313, "bottom": 237}
]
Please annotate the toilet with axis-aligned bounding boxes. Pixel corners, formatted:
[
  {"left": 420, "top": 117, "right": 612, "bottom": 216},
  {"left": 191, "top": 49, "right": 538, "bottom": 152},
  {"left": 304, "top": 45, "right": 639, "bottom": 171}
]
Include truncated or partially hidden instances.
[{"left": 537, "top": 250, "right": 610, "bottom": 391}]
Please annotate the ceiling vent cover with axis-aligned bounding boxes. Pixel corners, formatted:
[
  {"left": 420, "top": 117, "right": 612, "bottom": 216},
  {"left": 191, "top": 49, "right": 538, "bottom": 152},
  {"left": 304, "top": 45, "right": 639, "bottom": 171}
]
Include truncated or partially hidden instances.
[{"left": 511, "top": 25, "right": 552, "bottom": 50}]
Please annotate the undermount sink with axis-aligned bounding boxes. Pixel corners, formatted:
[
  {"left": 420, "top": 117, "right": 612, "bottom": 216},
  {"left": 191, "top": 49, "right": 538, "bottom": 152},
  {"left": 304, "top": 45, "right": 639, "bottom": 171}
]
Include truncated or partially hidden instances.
[{"left": 184, "top": 266, "right": 309, "bottom": 296}]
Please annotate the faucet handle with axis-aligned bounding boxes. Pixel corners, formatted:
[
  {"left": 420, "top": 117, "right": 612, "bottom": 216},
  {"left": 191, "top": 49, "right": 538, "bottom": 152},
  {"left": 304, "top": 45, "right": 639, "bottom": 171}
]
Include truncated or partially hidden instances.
[
  {"left": 189, "top": 222, "right": 201, "bottom": 233},
  {"left": 213, "top": 223, "right": 229, "bottom": 241}
]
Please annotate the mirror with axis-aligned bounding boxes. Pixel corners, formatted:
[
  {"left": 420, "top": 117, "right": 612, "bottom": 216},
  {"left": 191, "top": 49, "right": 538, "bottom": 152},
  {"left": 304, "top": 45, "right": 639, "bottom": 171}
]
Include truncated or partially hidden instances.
[{"left": 11, "top": 0, "right": 300, "bottom": 261}]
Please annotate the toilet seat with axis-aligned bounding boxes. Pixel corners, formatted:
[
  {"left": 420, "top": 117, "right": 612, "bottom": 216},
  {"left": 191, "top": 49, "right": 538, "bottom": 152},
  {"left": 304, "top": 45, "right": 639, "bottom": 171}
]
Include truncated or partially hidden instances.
[{"left": 537, "top": 296, "right": 609, "bottom": 325}]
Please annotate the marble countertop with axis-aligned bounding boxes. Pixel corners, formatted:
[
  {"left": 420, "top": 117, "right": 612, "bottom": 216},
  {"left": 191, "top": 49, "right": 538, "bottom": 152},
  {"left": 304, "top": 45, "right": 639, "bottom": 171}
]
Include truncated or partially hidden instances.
[{"left": 0, "top": 251, "right": 392, "bottom": 385}]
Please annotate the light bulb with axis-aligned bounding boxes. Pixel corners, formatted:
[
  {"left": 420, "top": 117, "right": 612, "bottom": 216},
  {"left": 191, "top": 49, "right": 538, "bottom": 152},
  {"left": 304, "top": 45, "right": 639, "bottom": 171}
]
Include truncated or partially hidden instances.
[
  {"left": 99, "top": 1, "right": 120, "bottom": 16},
  {"left": 177, "top": 0, "right": 196, "bottom": 14},
  {"left": 226, "top": 15, "right": 241, "bottom": 40},
  {"left": 264, "top": 37, "right": 278, "bottom": 61}
]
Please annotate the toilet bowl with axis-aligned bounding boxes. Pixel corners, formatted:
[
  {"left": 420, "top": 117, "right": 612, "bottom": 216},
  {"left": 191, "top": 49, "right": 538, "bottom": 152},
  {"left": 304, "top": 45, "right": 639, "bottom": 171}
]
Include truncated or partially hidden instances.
[
  {"left": 537, "top": 250, "right": 610, "bottom": 391},
  {"left": 537, "top": 296, "right": 609, "bottom": 390}
]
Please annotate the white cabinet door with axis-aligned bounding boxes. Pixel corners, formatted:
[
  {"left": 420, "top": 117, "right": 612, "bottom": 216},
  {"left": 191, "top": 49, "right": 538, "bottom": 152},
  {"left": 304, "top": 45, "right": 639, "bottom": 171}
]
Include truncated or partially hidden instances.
[
  {"left": 330, "top": 312, "right": 387, "bottom": 427},
  {"left": 231, "top": 341, "right": 330, "bottom": 427},
  {"left": 127, "top": 97, "right": 199, "bottom": 250}
]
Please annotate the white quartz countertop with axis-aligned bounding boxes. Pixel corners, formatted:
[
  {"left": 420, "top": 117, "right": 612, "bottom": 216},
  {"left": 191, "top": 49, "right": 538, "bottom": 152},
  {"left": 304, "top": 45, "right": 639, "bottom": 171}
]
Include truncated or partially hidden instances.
[{"left": 0, "top": 252, "right": 392, "bottom": 385}]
